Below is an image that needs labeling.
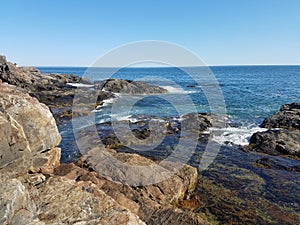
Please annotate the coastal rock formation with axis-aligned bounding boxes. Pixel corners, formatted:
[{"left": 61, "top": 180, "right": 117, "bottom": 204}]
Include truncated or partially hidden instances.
[
  {"left": 0, "top": 82, "right": 147, "bottom": 225},
  {"left": 0, "top": 55, "right": 91, "bottom": 92},
  {"left": 95, "top": 78, "right": 168, "bottom": 94},
  {"left": 0, "top": 55, "right": 89, "bottom": 122},
  {"left": 246, "top": 102, "right": 300, "bottom": 158},
  {"left": 0, "top": 82, "right": 61, "bottom": 171},
  {"left": 55, "top": 148, "right": 210, "bottom": 225},
  {"left": 261, "top": 102, "right": 300, "bottom": 129},
  {"left": 0, "top": 178, "right": 40, "bottom": 225},
  {"left": 249, "top": 129, "right": 300, "bottom": 157},
  {"left": 36, "top": 177, "right": 145, "bottom": 225},
  {"left": 0, "top": 56, "right": 168, "bottom": 124},
  {"left": 0, "top": 79, "right": 209, "bottom": 224},
  {"left": 75, "top": 113, "right": 212, "bottom": 153}
]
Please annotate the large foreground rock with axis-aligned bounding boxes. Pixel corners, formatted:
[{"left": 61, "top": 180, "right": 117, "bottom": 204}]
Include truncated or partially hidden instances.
[
  {"left": 247, "top": 102, "right": 300, "bottom": 158},
  {"left": 0, "top": 178, "right": 39, "bottom": 225},
  {"left": 36, "top": 177, "right": 145, "bottom": 225},
  {"left": 0, "top": 82, "right": 146, "bottom": 225},
  {"left": 0, "top": 82, "right": 61, "bottom": 170},
  {"left": 55, "top": 147, "right": 210, "bottom": 225}
]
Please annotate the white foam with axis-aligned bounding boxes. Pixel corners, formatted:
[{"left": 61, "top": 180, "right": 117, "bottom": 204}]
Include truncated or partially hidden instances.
[
  {"left": 93, "top": 98, "right": 116, "bottom": 112},
  {"left": 160, "top": 86, "right": 198, "bottom": 94},
  {"left": 67, "top": 83, "right": 94, "bottom": 88},
  {"left": 102, "top": 98, "right": 115, "bottom": 106},
  {"left": 113, "top": 115, "right": 132, "bottom": 121},
  {"left": 209, "top": 126, "right": 268, "bottom": 146}
]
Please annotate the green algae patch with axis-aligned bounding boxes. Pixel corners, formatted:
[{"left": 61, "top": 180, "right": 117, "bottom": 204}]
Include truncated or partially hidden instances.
[{"left": 195, "top": 163, "right": 300, "bottom": 225}]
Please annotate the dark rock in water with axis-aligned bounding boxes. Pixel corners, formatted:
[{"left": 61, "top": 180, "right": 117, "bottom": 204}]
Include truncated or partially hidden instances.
[
  {"left": 95, "top": 78, "right": 168, "bottom": 94},
  {"left": 292, "top": 165, "right": 300, "bottom": 172},
  {"left": 187, "top": 85, "right": 197, "bottom": 88},
  {"left": 261, "top": 102, "right": 300, "bottom": 129},
  {"left": 248, "top": 129, "right": 300, "bottom": 158},
  {"left": 181, "top": 113, "right": 212, "bottom": 132},
  {"left": 246, "top": 102, "right": 300, "bottom": 159}
]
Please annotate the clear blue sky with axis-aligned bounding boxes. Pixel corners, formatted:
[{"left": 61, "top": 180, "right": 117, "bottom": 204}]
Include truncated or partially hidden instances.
[{"left": 1, "top": 0, "right": 300, "bottom": 66}]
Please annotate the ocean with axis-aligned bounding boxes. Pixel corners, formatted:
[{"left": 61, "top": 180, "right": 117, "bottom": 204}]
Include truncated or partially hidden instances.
[{"left": 39, "top": 65, "right": 300, "bottom": 157}]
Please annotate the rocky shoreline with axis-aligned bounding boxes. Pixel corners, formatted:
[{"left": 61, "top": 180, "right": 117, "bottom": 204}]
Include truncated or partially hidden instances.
[
  {"left": 0, "top": 56, "right": 210, "bottom": 224},
  {"left": 1, "top": 55, "right": 300, "bottom": 224}
]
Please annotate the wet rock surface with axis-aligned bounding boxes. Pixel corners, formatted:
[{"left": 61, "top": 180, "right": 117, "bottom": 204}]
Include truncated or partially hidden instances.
[
  {"left": 71, "top": 113, "right": 213, "bottom": 161},
  {"left": 246, "top": 102, "right": 300, "bottom": 159},
  {"left": 248, "top": 129, "right": 300, "bottom": 157},
  {"left": 261, "top": 102, "right": 300, "bottom": 129}
]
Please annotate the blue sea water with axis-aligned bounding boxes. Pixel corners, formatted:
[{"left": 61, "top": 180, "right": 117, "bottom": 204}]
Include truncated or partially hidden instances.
[
  {"left": 38, "top": 65, "right": 300, "bottom": 158},
  {"left": 39, "top": 65, "right": 300, "bottom": 125},
  {"left": 38, "top": 65, "right": 300, "bottom": 160}
]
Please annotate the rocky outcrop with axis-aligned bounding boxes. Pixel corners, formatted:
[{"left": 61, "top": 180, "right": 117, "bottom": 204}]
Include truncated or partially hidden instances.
[
  {"left": 75, "top": 113, "right": 212, "bottom": 153},
  {"left": 54, "top": 148, "right": 210, "bottom": 225},
  {"left": 95, "top": 79, "right": 168, "bottom": 94},
  {"left": 0, "top": 178, "right": 40, "bottom": 225},
  {"left": 0, "top": 82, "right": 147, "bottom": 225},
  {"left": 249, "top": 129, "right": 300, "bottom": 157},
  {"left": 0, "top": 82, "right": 61, "bottom": 171},
  {"left": 261, "top": 102, "right": 300, "bottom": 129},
  {"left": 0, "top": 56, "right": 168, "bottom": 124},
  {"left": 35, "top": 177, "right": 145, "bottom": 225},
  {"left": 0, "top": 56, "right": 90, "bottom": 123},
  {"left": 0, "top": 56, "right": 91, "bottom": 92},
  {"left": 246, "top": 102, "right": 300, "bottom": 159}
]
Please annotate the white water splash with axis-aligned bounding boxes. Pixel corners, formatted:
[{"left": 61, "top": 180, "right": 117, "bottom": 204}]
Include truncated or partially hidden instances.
[{"left": 209, "top": 126, "right": 268, "bottom": 146}]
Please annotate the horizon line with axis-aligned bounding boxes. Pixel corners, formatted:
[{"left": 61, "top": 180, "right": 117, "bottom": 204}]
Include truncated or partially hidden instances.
[{"left": 32, "top": 63, "right": 300, "bottom": 68}]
